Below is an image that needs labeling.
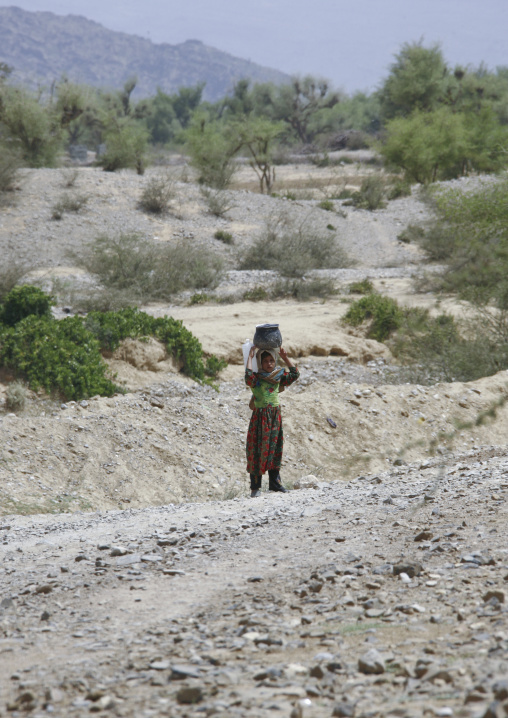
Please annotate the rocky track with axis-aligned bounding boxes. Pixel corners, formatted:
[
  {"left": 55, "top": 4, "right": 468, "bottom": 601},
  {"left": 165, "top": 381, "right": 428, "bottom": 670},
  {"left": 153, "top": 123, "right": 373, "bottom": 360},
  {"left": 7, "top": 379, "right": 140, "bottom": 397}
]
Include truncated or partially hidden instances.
[{"left": 1, "top": 454, "right": 507, "bottom": 717}]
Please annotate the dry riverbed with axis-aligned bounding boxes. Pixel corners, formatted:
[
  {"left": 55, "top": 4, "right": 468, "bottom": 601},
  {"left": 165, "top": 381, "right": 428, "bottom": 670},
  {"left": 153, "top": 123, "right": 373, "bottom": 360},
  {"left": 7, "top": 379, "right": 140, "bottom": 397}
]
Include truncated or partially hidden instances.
[{"left": 1, "top": 457, "right": 507, "bottom": 717}]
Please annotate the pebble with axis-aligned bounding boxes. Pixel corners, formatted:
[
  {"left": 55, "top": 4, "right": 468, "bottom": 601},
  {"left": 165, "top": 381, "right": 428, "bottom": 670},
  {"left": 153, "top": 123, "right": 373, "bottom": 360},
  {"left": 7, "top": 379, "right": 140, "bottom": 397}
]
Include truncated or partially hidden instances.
[
  {"left": 358, "top": 649, "right": 385, "bottom": 675},
  {"left": 35, "top": 585, "right": 52, "bottom": 594},
  {"left": 393, "top": 561, "right": 422, "bottom": 578},
  {"left": 176, "top": 686, "right": 204, "bottom": 704},
  {"left": 483, "top": 590, "right": 505, "bottom": 603},
  {"left": 493, "top": 681, "right": 508, "bottom": 701},
  {"left": 110, "top": 546, "right": 129, "bottom": 556},
  {"left": 333, "top": 703, "right": 355, "bottom": 717}
]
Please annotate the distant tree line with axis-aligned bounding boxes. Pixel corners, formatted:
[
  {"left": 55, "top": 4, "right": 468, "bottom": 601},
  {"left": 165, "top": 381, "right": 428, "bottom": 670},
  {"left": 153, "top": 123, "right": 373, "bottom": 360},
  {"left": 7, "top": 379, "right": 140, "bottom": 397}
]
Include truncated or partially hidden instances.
[{"left": 1, "top": 41, "right": 508, "bottom": 188}]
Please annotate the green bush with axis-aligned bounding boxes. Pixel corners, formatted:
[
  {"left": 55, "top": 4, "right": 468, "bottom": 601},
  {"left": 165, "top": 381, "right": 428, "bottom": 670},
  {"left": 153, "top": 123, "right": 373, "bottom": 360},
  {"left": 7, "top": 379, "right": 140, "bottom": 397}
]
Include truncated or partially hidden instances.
[
  {"left": 418, "top": 179, "right": 508, "bottom": 306},
  {"left": 0, "top": 315, "right": 117, "bottom": 400},
  {"left": 240, "top": 210, "right": 351, "bottom": 278},
  {"left": 0, "top": 87, "right": 61, "bottom": 167},
  {"left": 0, "top": 285, "right": 54, "bottom": 327},
  {"left": 318, "top": 199, "right": 335, "bottom": 211},
  {"left": 185, "top": 116, "right": 240, "bottom": 189},
  {"left": 214, "top": 229, "right": 234, "bottom": 244},
  {"left": 83, "top": 307, "right": 224, "bottom": 381},
  {"left": 243, "top": 286, "right": 269, "bottom": 302},
  {"left": 347, "top": 278, "right": 375, "bottom": 294},
  {"left": 205, "top": 355, "right": 227, "bottom": 377},
  {"left": 380, "top": 108, "right": 469, "bottom": 184},
  {"left": 343, "top": 291, "right": 508, "bottom": 383},
  {"left": 345, "top": 175, "right": 387, "bottom": 210},
  {"left": 343, "top": 294, "right": 403, "bottom": 341},
  {"left": 380, "top": 106, "right": 508, "bottom": 184},
  {"left": 100, "top": 119, "right": 148, "bottom": 175},
  {"left": 188, "top": 293, "right": 210, "bottom": 305},
  {"left": 0, "top": 291, "right": 226, "bottom": 399},
  {"left": 397, "top": 224, "right": 425, "bottom": 244},
  {"left": 0, "top": 266, "right": 32, "bottom": 303},
  {"left": 387, "top": 180, "right": 412, "bottom": 200}
]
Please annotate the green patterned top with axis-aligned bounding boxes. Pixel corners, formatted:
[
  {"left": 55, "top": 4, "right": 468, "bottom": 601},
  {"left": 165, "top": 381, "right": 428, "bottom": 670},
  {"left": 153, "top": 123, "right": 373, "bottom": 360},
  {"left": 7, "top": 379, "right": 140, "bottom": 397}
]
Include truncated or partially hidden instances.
[{"left": 245, "top": 366, "right": 300, "bottom": 408}]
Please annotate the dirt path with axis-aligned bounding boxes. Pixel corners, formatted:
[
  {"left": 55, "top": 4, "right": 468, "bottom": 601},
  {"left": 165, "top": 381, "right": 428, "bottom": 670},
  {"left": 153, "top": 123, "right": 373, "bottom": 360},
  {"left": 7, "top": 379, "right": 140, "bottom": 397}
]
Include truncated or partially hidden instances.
[{"left": 1, "top": 455, "right": 507, "bottom": 717}]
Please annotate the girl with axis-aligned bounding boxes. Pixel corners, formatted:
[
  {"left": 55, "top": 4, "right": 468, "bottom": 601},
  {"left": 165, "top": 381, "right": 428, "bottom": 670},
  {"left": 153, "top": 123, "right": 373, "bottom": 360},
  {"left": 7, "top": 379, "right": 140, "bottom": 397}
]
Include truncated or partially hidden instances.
[{"left": 245, "top": 345, "right": 300, "bottom": 497}]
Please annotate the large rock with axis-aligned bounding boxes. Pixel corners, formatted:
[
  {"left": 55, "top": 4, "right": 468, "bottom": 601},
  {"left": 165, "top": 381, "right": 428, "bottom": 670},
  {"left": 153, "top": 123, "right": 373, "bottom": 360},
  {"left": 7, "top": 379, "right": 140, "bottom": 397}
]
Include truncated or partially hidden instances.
[
  {"left": 358, "top": 649, "right": 385, "bottom": 675},
  {"left": 294, "top": 475, "right": 320, "bottom": 490},
  {"left": 111, "top": 337, "right": 168, "bottom": 371}
]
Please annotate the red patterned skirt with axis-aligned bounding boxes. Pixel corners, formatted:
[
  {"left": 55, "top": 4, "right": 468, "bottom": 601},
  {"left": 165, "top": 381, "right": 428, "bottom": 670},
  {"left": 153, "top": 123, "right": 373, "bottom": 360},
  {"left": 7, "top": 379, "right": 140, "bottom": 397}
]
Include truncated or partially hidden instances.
[{"left": 246, "top": 406, "right": 283, "bottom": 475}]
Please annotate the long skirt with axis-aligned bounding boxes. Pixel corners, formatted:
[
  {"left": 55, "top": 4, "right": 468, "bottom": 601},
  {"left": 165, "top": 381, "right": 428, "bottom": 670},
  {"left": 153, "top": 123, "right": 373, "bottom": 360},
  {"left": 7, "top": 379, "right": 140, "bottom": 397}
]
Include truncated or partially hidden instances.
[{"left": 246, "top": 406, "right": 283, "bottom": 475}]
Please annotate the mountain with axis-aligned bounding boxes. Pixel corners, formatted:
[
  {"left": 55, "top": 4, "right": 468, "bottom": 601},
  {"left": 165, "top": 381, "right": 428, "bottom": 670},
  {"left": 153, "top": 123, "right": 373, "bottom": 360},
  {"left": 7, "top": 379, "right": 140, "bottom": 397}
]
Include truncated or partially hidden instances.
[{"left": 0, "top": 6, "right": 290, "bottom": 100}]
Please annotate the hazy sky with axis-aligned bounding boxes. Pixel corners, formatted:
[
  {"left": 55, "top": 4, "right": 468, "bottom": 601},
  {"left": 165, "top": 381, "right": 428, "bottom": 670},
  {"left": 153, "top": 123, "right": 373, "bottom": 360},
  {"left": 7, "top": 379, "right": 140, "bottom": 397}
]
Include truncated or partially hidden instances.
[{"left": 3, "top": 0, "right": 507, "bottom": 92}]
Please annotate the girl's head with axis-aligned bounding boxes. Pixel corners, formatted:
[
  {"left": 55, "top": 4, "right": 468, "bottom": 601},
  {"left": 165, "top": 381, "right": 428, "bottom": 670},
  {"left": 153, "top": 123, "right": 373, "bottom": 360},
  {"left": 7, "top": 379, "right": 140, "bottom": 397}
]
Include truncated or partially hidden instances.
[{"left": 260, "top": 350, "right": 276, "bottom": 373}]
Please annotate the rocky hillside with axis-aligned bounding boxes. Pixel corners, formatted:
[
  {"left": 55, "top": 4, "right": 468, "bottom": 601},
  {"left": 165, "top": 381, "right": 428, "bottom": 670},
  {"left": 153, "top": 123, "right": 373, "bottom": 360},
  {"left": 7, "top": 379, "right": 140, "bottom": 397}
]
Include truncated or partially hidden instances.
[{"left": 0, "top": 6, "right": 290, "bottom": 100}]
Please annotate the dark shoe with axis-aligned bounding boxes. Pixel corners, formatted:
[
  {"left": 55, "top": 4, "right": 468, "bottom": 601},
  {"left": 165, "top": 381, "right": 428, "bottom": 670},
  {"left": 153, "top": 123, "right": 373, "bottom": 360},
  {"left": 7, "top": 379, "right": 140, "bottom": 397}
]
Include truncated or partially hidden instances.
[
  {"left": 251, "top": 489, "right": 261, "bottom": 498},
  {"left": 269, "top": 478, "right": 288, "bottom": 493},
  {"left": 250, "top": 473, "right": 262, "bottom": 491}
]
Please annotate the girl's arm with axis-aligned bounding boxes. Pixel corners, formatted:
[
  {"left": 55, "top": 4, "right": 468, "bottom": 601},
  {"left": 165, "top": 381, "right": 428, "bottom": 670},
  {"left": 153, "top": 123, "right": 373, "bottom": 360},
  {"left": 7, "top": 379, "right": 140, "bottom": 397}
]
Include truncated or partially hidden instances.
[
  {"left": 279, "top": 347, "right": 294, "bottom": 368},
  {"left": 279, "top": 346, "right": 299, "bottom": 387}
]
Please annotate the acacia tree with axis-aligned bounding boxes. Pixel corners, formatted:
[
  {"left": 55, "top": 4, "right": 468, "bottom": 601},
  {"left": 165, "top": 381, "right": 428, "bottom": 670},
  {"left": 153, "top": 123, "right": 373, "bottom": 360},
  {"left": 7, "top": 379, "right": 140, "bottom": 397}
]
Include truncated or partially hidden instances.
[
  {"left": 236, "top": 117, "right": 283, "bottom": 193},
  {"left": 273, "top": 76, "right": 340, "bottom": 143},
  {"left": 378, "top": 41, "right": 449, "bottom": 119},
  {"left": 381, "top": 103, "right": 508, "bottom": 183},
  {"left": 146, "top": 84, "right": 204, "bottom": 144},
  {"left": 100, "top": 114, "right": 149, "bottom": 174},
  {"left": 54, "top": 80, "right": 88, "bottom": 129},
  {"left": 0, "top": 86, "right": 61, "bottom": 167},
  {"left": 185, "top": 114, "right": 243, "bottom": 188},
  {"left": 380, "top": 108, "right": 468, "bottom": 183},
  {"left": 219, "top": 79, "right": 255, "bottom": 119}
]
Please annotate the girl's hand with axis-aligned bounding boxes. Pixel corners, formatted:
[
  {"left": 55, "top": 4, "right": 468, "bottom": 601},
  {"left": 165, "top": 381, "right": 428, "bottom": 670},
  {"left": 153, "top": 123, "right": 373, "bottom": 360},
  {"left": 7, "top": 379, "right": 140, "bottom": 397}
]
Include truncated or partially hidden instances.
[
  {"left": 249, "top": 346, "right": 257, "bottom": 359},
  {"left": 279, "top": 347, "right": 291, "bottom": 365}
]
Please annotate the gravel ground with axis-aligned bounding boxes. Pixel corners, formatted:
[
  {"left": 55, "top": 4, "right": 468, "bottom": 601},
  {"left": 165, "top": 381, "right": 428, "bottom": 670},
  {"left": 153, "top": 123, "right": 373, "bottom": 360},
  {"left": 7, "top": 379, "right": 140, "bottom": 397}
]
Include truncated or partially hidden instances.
[{"left": 1, "top": 453, "right": 507, "bottom": 717}]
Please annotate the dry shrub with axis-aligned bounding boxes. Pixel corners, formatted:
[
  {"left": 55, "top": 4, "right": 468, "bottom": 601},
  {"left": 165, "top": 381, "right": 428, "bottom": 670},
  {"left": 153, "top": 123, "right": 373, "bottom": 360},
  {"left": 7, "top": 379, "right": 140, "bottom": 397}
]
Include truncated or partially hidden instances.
[
  {"left": 5, "top": 381, "right": 29, "bottom": 413},
  {"left": 60, "top": 168, "right": 79, "bottom": 188},
  {"left": 200, "top": 187, "right": 235, "bottom": 218},
  {"left": 240, "top": 209, "right": 351, "bottom": 278},
  {"left": 139, "top": 173, "right": 176, "bottom": 214},
  {"left": 52, "top": 193, "right": 88, "bottom": 220},
  {"left": 344, "top": 174, "right": 387, "bottom": 210},
  {"left": 77, "top": 233, "right": 224, "bottom": 303}
]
